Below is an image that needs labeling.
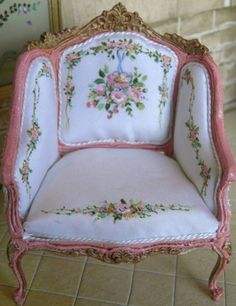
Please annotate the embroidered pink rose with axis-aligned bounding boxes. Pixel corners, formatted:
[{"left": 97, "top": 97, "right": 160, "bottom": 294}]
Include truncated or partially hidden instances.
[
  {"left": 110, "top": 90, "right": 127, "bottom": 104},
  {"left": 161, "top": 55, "right": 172, "bottom": 65},
  {"left": 95, "top": 85, "right": 106, "bottom": 95},
  {"left": 189, "top": 130, "right": 197, "bottom": 142},
  {"left": 98, "top": 207, "right": 107, "bottom": 213},
  {"left": 65, "top": 53, "right": 77, "bottom": 63},
  {"left": 86, "top": 101, "right": 96, "bottom": 108},
  {"left": 160, "top": 85, "right": 168, "bottom": 98},
  {"left": 41, "top": 63, "right": 51, "bottom": 75},
  {"left": 115, "top": 203, "right": 131, "bottom": 213},
  {"left": 65, "top": 81, "right": 74, "bottom": 91},
  {"left": 21, "top": 160, "right": 30, "bottom": 174},
  {"left": 138, "top": 203, "right": 146, "bottom": 211},
  {"left": 128, "top": 87, "right": 142, "bottom": 102},
  {"left": 201, "top": 164, "right": 211, "bottom": 178},
  {"left": 114, "top": 41, "right": 127, "bottom": 49},
  {"left": 29, "top": 127, "right": 40, "bottom": 140},
  {"left": 107, "top": 72, "right": 130, "bottom": 89}
]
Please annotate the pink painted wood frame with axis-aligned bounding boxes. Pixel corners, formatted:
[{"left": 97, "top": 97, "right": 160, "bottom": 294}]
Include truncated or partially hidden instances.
[{"left": 1, "top": 28, "right": 236, "bottom": 305}]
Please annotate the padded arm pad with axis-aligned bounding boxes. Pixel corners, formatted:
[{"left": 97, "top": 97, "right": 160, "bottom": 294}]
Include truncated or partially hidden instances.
[
  {"left": 174, "top": 63, "right": 220, "bottom": 214},
  {"left": 2, "top": 56, "right": 59, "bottom": 218}
]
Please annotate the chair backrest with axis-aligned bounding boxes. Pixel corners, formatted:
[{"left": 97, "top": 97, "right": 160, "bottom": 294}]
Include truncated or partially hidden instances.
[
  {"left": 4, "top": 3, "right": 218, "bottom": 218},
  {"left": 58, "top": 32, "right": 178, "bottom": 147}
]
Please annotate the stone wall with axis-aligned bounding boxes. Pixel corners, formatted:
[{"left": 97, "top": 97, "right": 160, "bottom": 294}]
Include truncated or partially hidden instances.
[
  {"left": 60, "top": 0, "right": 236, "bottom": 109},
  {"left": 1, "top": 0, "right": 236, "bottom": 159}
]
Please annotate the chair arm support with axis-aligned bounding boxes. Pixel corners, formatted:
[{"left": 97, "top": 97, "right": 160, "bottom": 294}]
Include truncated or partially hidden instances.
[
  {"left": 213, "top": 111, "right": 236, "bottom": 184},
  {"left": 1, "top": 52, "right": 59, "bottom": 218}
]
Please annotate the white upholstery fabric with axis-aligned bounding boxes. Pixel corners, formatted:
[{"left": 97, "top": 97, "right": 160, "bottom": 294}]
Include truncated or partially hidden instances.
[
  {"left": 15, "top": 57, "right": 59, "bottom": 218},
  {"left": 174, "top": 63, "right": 220, "bottom": 214},
  {"left": 24, "top": 148, "right": 219, "bottom": 244},
  {"left": 59, "top": 32, "right": 178, "bottom": 146}
]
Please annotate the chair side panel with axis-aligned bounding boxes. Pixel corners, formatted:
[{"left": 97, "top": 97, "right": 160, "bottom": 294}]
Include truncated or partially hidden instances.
[
  {"left": 13, "top": 57, "right": 59, "bottom": 218},
  {"left": 174, "top": 63, "right": 220, "bottom": 214}
]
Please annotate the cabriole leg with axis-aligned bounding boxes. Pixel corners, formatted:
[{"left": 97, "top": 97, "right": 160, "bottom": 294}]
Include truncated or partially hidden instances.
[
  {"left": 209, "top": 242, "right": 231, "bottom": 301},
  {"left": 7, "top": 241, "right": 27, "bottom": 305}
]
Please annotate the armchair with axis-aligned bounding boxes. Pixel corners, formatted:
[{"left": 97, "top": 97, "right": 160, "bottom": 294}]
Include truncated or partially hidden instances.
[{"left": 1, "top": 3, "right": 236, "bottom": 305}]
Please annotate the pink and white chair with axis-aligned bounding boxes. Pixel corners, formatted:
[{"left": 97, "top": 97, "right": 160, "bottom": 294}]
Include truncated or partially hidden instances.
[{"left": 2, "top": 3, "right": 236, "bottom": 305}]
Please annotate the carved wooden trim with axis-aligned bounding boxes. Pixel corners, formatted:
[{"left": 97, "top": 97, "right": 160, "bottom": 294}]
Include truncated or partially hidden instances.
[
  {"left": 26, "top": 2, "right": 159, "bottom": 50},
  {"left": 46, "top": 247, "right": 190, "bottom": 264},
  {"left": 163, "top": 33, "right": 209, "bottom": 55},
  {"left": 25, "top": 2, "right": 209, "bottom": 55}
]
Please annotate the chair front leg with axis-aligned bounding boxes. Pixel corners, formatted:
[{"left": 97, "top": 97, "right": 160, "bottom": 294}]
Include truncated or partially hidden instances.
[
  {"left": 209, "top": 241, "right": 231, "bottom": 301},
  {"left": 7, "top": 240, "right": 27, "bottom": 306}
]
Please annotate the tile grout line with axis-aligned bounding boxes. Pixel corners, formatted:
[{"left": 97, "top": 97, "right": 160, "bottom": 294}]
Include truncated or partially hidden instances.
[
  {"left": 126, "top": 263, "right": 135, "bottom": 305},
  {"left": 74, "top": 295, "right": 126, "bottom": 305},
  {"left": 42, "top": 252, "right": 88, "bottom": 263},
  {"left": 29, "top": 287, "right": 75, "bottom": 297},
  {"left": 23, "top": 252, "right": 44, "bottom": 303},
  {"left": 134, "top": 267, "right": 176, "bottom": 277},
  {"left": 171, "top": 273, "right": 225, "bottom": 283},
  {"left": 224, "top": 271, "right": 227, "bottom": 306},
  {"left": 225, "top": 280, "right": 236, "bottom": 285},
  {"left": 27, "top": 253, "right": 43, "bottom": 288},
  {"left": 0, "top": 229, "right": 9, "bottom": 249},
  {"left": 173, "top": 255, "right": 178, "bottom": 306},
  {"left": 72, "top": 256, "right": 88, "bottom": 306},
  {"left": 84, "top": 260, "right": 134, "bottom": 271}
]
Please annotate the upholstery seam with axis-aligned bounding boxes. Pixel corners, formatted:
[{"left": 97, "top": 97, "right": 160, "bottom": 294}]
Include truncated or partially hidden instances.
[{"left": 23, "top": 231, "right": 217, "bottom": 244}]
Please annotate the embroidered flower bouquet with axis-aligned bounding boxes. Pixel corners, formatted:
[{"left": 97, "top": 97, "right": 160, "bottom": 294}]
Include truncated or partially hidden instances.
[{"left": 1, "top": 4, "right": 236, "bottom": 305}]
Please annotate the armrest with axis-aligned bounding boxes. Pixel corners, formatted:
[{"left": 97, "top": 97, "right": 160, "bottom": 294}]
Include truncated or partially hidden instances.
[
  {"left": 174, "top": 61, "right": 236, "bottom": 215},
  {"left": 1, "top": 54, "right": 59, "bottom": 218}
]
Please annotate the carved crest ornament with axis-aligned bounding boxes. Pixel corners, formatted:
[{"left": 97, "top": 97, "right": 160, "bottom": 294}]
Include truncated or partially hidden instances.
[{"left": 26, "top": 2, "right": 209, "bottom": 55}]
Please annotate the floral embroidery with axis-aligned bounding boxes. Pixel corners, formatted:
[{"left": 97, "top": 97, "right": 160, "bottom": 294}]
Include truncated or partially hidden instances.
[
  {"left": 87, "top": 64, "right": 147, "bottom": 119},
  {"left": 64, "top": 50, "right": 89, "bottom": 127},
  {"left": 19, "top": 160, "right": 32, "bottom": 193},
  {"left": 181, "top": 68, "right": 211, "bottom": 196},
  {"left": 19, "top": 62, "right": 52, "bottom": 195},
  {"left": 0, "top": 2, "right": 41, "bottom": 27},
  {"left": 41, "top": 198, "right": 191, "bottom": 223},
  {"left": 158, "top": 55, "right": 172, "bottom": 126},
  {"left": 63, "top": 38, "right": 172, "bottom": 126}
]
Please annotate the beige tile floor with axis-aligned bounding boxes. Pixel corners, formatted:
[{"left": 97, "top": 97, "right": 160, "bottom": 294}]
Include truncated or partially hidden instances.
[{"left": 0, "top": 109, "right": 236, "bottom": 306}]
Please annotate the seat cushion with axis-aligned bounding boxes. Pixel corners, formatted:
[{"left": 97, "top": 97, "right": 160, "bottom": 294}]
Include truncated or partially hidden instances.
[{"left": 24, "top": 148, "right": 219, "bottom": 245}]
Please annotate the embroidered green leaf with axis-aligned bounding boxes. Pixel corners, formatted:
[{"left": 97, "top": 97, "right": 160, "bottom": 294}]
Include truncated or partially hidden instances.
[
  {"left": 94, "top": 78, "right": 105, "bottom": 84},
  {"left": 136, "top": 102, "right": 145, "bottom": 110},
  {"left": 104, "top": 64, "right": 109, "bottom": 74},
  {"left": 99, "top": 69, "right": 106, "bottom": 78},
  {"left": 97, "top": 103, "right": 105, "bottom": 110},
  {"left": 126, "top": 107, "right": 132, "bottom": 115},
  {"left": 105, "top": 103, "right": 110, "bottom": 111}
]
